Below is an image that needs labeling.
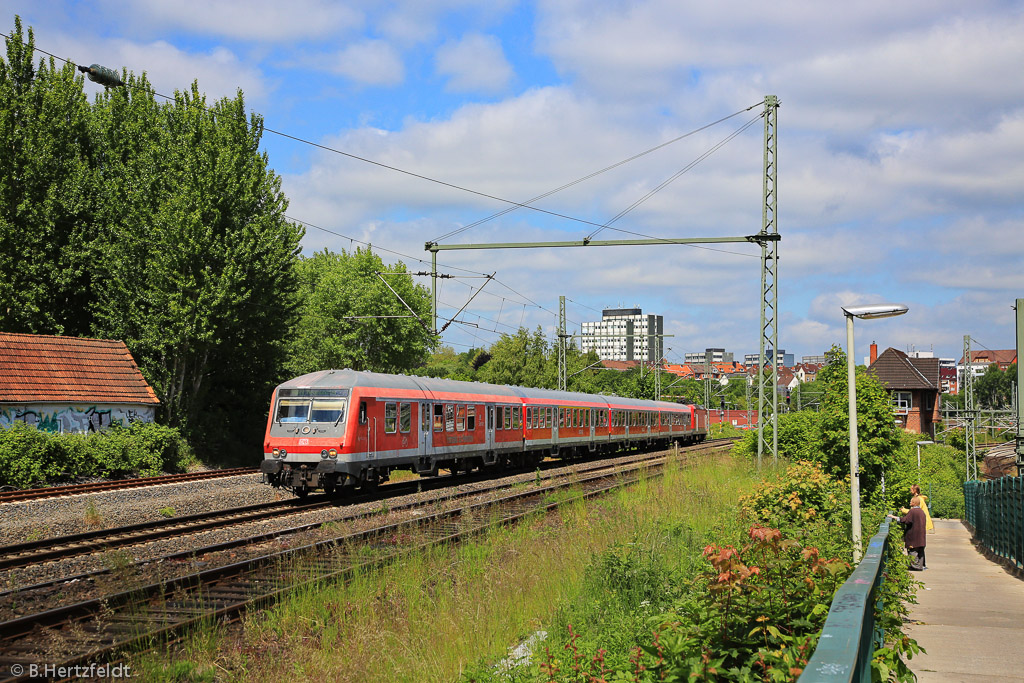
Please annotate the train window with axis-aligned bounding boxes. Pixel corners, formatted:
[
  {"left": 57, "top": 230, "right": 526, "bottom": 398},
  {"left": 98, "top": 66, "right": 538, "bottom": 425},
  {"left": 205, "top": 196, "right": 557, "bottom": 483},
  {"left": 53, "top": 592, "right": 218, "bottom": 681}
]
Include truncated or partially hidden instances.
[
  {"left": 421, "top": 403, "right": 429, "bottom": 432},
  {"left": 400, "top": 403, "right": 412, "bottom": 433},
  {"left": 359, "top": 401, "right": 367, "bottom": 425},
  {"left": 468, "top": 405, "right": 476, "bottom": 431},
  {"left": 526, "top": 406, "right": 532, "bottom": 429},
  {"left": 276, "top": 398, "right": 310, "bottom": 423},
  {"left": 504, "top": 406, "right": 512, "bottom": 430},
  {"left": 384, "top": 402, "right": 397, "bottom": 433},
  {"left": 575, "top": 409, "right": 581, "bottom": 428},
  {"left": 456, "top": 404, "right": 466, "bottom": 431},
  {"left": 513, "top": 407, "right": 522, "bottom": 430},
  {"left": 533, "top": 408, "right": 540, "bottom": 429},
  {"left": 310, "top": 398, "right": 346, "bottom": 424},
  {"left": 558, "top": 407, "right": 565, "bottom": 427},
  {"left": 546, "top": 407, "right": 553, "bottom": 428},
  {"left": 433, "top": 404, "right": 443, "bottom": 432},
  {"left": 446, "top": 404, "right": 455, "bottom": 432}
]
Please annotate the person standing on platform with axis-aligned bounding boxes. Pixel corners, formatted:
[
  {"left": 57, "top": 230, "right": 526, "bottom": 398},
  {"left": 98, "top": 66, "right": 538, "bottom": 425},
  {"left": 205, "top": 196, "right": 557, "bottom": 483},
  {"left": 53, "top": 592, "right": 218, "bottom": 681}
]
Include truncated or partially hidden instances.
[
  {"left": 909, "top": 484, "right": 935, "bottom": 533},
  {"left": 890, "top": 496, "right": 927, "bottom": 570}
]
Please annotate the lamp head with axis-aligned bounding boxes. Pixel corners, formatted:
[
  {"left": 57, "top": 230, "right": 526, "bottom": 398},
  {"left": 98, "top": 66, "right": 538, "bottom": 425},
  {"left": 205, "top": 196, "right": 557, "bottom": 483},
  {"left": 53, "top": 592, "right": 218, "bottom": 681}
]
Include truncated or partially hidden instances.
[{"left": 841, "top": 303, "right": 909, "bottom": 320}]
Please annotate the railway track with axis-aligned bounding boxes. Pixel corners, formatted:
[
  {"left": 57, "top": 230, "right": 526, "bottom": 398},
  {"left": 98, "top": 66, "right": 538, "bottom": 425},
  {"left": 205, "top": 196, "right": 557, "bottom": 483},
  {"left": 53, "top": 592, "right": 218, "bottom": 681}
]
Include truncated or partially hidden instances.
[
  {"left": 0, "top": 439, "right": 734, "bottom": 681},
  {"left": 0, "top": 468, "right": 259, "bottom": 504}
]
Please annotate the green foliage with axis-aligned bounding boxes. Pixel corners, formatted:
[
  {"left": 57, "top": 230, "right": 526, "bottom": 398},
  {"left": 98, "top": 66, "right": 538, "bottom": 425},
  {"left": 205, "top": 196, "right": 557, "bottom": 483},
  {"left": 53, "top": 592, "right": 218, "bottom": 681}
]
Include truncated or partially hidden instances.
[
  {"left": 0, "top": 18, "right": 98, "bottom": 337},
  {"left": 818, "top": 345, "right": 901, "bottom": 501},
  {"left": 285, "top": 247, "right": 434, "bottom": 376},
  {"left": 733, "top": 410, "right": 822, "bottom": 464},
  {"left": 739, "top": 461, "right": 849, "bottom": 535},
  {"left": 880, "top": 432, "right": 966, "bottom": 518},
  {"left": 974, "top": 363, "right": 1017, "bottom": 409},
  {"left": 0, "top": 421, "right": 194, "bottom": 488},
  {"left": 477, "top": 327, "right": 554, "bottom": 388},
  {"left": 511, "top": 462, "right": 923, "bottom": 683},
  {"left": 1, "top": 18, "right": 305, "bottom": 460}
]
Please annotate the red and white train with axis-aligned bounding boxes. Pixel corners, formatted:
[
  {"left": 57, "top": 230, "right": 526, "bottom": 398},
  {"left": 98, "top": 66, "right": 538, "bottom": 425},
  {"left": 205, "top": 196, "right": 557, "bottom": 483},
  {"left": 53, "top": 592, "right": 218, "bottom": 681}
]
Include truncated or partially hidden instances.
[{"left": 260, "top": 369, "right": 707, "bottom": 497}]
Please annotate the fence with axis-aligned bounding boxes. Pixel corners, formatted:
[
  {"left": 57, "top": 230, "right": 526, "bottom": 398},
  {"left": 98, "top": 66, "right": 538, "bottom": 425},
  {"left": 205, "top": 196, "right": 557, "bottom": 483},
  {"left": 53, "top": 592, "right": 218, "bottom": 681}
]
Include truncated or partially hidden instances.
[
  {"left": 963, "top": 477, "right": 1024, "bottom": 572},
  {"left": 799, "top": 519, "right": 892, "bottom": 682}
]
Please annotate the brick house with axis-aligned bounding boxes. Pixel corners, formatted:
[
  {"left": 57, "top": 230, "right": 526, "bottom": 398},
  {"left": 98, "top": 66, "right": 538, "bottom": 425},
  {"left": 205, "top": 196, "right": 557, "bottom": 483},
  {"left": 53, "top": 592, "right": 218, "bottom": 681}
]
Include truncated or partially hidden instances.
[
  {"left": 0, "top": 332, "right": 159, "bottom": 433},
  {"left": 868, "top": 346, "right": 941, "bottom": 437}
]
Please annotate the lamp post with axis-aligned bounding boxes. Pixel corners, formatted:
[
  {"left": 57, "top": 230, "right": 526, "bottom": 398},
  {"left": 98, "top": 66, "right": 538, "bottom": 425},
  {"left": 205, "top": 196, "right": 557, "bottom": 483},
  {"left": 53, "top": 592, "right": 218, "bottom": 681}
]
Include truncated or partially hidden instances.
[
  {"left": 915, "top": 440, "right": 934, "bottom": 485},
  {"left": 842, "top": 303, "right": 909, "bottom": 562}
]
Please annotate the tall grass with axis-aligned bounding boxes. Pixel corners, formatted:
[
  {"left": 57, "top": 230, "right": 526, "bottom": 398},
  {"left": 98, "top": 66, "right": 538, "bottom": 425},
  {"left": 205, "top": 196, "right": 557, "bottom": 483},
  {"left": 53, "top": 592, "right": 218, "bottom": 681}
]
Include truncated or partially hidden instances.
[{"left": 130, "top": 453, "right": 756, "bottom": 682}]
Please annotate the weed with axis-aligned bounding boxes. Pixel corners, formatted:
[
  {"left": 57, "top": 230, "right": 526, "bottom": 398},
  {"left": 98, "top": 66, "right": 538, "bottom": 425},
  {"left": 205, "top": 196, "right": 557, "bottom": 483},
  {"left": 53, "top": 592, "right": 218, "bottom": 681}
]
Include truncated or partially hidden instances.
[
  {"left": 157, "top": 506, "right": 175, "bottom": 518},
  {"left": 84, "top": 500, "right": 103, "bottom": 529}
]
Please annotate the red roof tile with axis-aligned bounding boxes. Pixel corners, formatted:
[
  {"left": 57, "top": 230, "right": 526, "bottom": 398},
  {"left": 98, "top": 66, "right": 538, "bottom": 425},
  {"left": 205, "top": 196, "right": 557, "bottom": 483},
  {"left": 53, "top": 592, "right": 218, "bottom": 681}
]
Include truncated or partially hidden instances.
[{"left": 0, "top": 333, "right": 160, "bottom": 405}]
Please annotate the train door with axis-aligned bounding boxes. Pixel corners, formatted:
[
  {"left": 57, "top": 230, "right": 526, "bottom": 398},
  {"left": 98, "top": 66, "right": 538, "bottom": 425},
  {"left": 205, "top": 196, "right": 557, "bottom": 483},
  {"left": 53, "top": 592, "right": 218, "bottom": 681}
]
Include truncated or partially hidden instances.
[
  {"left": 486, "top": 405, "right": 495, "bottom": 452},
  {"left": 589, "top": 408, "right": 595, "bottom": 442},
  {"left": 420, "top": 402, "right": 432, "bottom": 457}
]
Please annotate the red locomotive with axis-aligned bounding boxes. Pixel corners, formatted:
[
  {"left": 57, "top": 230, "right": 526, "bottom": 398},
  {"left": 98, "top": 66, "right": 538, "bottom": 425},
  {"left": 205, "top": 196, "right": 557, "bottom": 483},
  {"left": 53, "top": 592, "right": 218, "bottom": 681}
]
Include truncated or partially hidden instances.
[{"left": 260, "top": 369, "right": 707, "bottom": 497}]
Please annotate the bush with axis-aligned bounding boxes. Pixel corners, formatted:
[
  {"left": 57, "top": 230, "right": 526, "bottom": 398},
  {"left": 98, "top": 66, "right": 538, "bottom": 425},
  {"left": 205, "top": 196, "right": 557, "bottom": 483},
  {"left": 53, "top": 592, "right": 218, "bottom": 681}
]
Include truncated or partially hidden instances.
[
  {"left": 732, "top": 410, "right": 821, "bottom": 463},
  {"left": 0, "top": 421, "right": 195, "bottom": 488}
]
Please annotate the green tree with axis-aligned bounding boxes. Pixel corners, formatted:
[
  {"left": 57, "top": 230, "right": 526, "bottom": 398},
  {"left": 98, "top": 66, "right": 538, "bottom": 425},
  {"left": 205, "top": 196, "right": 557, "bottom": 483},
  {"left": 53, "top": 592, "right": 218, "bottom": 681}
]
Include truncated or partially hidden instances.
[
  {"left": 476, "top": 326, "right": 552, "bottom": 388},
  {"left": 975, "top": 363, "right": 1016, "bottom": 409},
  {"left": 0, "top": 18, "right": 98, "bottom": 336},
  {"left": 818, "top": 345, "right": 901, "bottom": 501},
  {"left": 285, "top": 247, "right": 434, "bottom": 376},
  {"left": 90, "top": 81, "right": 304, "bottom": 452}
]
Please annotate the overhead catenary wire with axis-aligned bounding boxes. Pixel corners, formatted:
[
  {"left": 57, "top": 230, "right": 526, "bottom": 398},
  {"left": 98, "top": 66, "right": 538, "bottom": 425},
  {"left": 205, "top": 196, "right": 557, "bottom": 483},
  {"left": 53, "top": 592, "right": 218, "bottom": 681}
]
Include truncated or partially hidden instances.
[
  {"left": 428, "top": 102, "right": 763, "bottom": 244},
  {"left": 5, "top": 31, "right": 763, "bottom": 352}
]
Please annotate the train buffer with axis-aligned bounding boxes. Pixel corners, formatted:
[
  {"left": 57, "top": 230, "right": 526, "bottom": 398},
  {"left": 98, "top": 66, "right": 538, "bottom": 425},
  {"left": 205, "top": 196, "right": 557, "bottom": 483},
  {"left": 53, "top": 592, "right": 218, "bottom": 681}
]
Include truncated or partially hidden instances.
[{"left": 903, "top": 519, "right": 1024, "bottom": 682}]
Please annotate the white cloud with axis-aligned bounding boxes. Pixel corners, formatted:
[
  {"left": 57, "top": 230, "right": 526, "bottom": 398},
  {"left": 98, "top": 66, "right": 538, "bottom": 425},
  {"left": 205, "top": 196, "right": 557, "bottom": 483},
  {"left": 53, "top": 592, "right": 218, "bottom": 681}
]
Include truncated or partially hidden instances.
[
  {"left": 435, "top": 33, "right": 513, "bottom": 94},
  {"left": 328, "top": 40, "right": 405, "bottom": 86},
  {"left": 99, "top": 0, "right": 365, "bottom": 41}
]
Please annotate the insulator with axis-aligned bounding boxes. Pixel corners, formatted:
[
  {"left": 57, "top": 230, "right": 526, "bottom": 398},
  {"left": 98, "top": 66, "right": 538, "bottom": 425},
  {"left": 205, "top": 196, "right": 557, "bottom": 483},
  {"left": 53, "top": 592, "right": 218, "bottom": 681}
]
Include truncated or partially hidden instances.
[{"left": 78, "top": 63, "right": 124, "bottom": 88}]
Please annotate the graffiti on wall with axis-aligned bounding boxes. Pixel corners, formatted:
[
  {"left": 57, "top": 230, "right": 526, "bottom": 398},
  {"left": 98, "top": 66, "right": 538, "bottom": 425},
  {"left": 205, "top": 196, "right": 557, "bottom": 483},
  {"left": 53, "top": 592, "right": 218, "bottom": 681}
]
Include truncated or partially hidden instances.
[{"left": 0, "top": 404, "right": 155, "bottom": 434}]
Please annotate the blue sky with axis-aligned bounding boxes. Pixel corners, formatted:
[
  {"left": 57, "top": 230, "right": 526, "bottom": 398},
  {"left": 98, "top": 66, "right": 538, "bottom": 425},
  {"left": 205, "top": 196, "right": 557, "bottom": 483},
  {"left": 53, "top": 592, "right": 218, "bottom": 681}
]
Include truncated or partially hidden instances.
[{"left": 4, "top": 1, "right": 1023, "bottom": 366}]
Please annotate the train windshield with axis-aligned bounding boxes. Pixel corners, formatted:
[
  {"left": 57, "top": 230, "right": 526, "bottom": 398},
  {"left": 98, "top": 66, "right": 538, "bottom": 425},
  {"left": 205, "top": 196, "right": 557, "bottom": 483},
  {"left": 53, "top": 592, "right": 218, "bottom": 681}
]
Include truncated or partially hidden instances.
[
  {"left": 310, "top": 398, "right": 346, "bottom": 423},
  {"left": 276, "top": 399, "right": 310, "bottom": 423}
]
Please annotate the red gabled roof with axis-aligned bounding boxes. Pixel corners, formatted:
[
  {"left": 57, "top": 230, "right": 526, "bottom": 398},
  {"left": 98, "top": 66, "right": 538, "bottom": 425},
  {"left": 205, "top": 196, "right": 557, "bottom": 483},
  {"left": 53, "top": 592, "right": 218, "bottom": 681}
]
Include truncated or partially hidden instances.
[
  {"left": 0, "top": 332, "right": 160, "bottom": 405},
  {"left": 869, "top": 347, "right": 940, "bottom": 391}
]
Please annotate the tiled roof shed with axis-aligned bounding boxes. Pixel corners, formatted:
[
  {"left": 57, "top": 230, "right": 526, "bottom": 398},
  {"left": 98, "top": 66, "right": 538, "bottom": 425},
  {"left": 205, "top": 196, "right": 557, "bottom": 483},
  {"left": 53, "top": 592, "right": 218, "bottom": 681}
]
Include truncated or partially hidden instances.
[
  {"left": 870, "top": 348, "right": 939, "bottom": 390},
  {"left": 0, "top": 332, "right": 159, "bottom": 405}
]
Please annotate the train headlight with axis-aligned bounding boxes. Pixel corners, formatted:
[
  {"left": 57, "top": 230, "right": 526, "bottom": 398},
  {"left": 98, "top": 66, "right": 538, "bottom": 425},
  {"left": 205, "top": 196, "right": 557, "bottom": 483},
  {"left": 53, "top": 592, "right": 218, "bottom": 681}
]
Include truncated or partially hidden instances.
[
  {"left": 272, "top": 448, "right": 281, "bottom": 459},
  {"left": 328, "top": 448, "right": 338, "bottom": 459},
  {"left": 280, "top": 448, "right": 287, "bottom": 457},
  {"left": 321, "top": 450, "right": 329, "bottom": 459}
]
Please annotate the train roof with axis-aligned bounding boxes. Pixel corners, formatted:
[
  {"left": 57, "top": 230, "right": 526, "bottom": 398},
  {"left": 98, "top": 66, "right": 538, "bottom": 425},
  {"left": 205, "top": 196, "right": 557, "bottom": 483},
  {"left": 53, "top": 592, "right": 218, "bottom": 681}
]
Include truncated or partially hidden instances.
[{"left": 277, "top": 369, "right": 693, "bottom": 411}]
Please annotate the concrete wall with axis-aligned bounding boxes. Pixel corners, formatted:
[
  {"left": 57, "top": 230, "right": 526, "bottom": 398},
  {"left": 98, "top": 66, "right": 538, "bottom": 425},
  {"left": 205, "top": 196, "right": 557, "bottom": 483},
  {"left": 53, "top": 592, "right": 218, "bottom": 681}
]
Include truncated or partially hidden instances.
[{"left": 0, "top": 403, "right": 155, "bottom": 434}]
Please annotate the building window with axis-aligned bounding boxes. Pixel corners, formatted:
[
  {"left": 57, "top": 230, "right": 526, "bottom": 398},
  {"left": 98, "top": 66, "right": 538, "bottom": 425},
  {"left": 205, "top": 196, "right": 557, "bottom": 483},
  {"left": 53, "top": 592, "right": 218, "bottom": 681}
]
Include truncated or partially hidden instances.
[{"left": 892, "top": 392, "right": 912, "bottom": 413}]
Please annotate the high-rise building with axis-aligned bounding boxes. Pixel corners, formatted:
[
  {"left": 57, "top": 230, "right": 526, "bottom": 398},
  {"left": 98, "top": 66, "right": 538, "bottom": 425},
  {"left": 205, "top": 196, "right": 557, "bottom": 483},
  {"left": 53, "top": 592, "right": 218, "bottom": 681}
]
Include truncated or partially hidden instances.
[
  {"left": 744, "top": 349, "right": 794, "bottom": 368},
  {"left": 580, "top": 308, "right": 664, "bottom": 363},
  {"left": 684, "top": 348, "right": 734, "bottom": 365}
]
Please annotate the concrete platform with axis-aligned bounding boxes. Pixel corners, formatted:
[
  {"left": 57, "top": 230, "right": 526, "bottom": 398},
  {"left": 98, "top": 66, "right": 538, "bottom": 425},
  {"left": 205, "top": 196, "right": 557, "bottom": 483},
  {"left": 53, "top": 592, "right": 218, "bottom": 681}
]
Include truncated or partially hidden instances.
[{"left": 904, "top": 519, "right": 1024, "bottom": 682}]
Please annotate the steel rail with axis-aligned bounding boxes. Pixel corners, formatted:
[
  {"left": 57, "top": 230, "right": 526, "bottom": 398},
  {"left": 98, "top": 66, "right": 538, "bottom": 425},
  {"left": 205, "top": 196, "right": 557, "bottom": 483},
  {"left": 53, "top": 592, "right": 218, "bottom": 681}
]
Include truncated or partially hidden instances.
[
  {"left": 0, "top": 468, "right": 259, "bottom": 504},
  {"left": 0, "top": 455, "right": 685, "bottom": 679},
  {"left": 0, "top": 441, "right": 732, "bottom": 680},
  {"left": 0, "top": 440, "right": 729, "bottom": 606}
]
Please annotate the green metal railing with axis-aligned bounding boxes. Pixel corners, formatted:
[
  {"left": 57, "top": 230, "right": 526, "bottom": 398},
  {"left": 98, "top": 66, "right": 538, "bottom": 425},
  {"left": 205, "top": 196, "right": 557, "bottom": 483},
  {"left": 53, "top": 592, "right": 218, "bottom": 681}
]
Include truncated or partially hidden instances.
[
  {"left": 964, "top": 478, "right": 1024, "bottom": 571},
  {"left": 800, "top": 520, "right": 891, "bottom": 682}
]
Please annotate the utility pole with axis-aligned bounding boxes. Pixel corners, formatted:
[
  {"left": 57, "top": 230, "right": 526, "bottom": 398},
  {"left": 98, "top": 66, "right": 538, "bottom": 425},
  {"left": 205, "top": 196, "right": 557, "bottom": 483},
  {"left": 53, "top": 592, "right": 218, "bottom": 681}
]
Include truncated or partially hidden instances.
[
  {"left": 963, "top": 335, "right": 978, "bottom": 480},
  {"left": 425, "top": 96, "right": 781, "bottom": 462},
  {"left": 1015, "top": 299, "right": 1024, "bottom": 476},
  {"left": 756, "top": 95, "right": 780, "bottom": 468},
  {"left": 558, "top": 296, "right": 568, "bottom": 391}
]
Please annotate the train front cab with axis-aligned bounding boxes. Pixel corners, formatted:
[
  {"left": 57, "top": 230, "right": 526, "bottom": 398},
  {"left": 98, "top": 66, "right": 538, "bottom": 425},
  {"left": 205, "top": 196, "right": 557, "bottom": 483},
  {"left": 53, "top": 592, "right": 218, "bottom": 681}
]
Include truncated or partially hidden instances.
[{"left": 261, "top": 387, "right": 353, "bottom": 497}]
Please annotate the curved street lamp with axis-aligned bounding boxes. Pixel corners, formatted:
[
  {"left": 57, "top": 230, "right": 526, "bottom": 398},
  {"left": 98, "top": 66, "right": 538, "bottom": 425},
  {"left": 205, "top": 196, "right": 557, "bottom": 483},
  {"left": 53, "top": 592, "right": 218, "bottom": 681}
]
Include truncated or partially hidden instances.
[{"left": 843, "top": 303, "right": 908, "bottom": 561}]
